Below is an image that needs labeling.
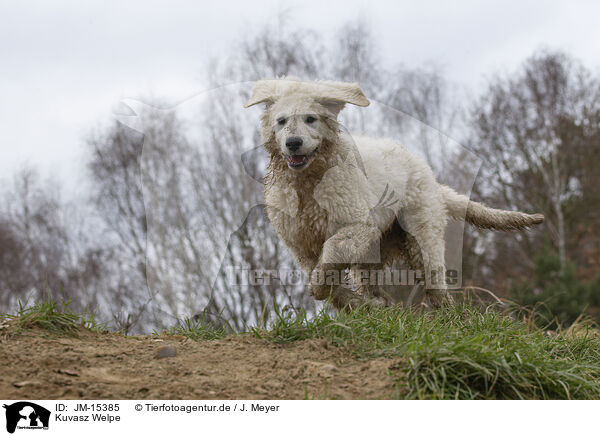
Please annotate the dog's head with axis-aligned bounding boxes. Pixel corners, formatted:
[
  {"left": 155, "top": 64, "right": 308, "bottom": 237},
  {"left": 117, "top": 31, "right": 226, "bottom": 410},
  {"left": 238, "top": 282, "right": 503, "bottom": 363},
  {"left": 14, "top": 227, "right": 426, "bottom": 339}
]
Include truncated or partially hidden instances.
[{"left": 244, "top": 78, "right": 369, "bottom": 172}]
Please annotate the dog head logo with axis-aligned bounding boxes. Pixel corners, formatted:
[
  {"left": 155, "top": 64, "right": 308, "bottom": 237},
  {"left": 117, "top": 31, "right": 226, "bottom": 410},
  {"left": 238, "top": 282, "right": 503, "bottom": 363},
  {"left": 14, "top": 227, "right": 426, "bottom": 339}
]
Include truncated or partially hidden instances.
[{"left": 3, "top": 402, "right": 50, "bottom": 434}]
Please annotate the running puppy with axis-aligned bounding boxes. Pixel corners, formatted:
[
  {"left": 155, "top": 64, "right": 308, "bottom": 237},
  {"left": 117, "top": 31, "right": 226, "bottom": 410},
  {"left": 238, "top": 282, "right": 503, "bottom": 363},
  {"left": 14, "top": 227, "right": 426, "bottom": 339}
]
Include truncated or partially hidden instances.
[{"left": 245, "top": 78, "right": 544, "bottom": 308}]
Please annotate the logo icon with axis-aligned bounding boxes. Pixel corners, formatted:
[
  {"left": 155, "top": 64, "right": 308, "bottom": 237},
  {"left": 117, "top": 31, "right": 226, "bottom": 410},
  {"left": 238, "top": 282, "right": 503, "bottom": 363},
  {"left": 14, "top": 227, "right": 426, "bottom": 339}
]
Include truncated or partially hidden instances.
[{"left": 3, "top": 402, "right": 50, "bottom": 434}]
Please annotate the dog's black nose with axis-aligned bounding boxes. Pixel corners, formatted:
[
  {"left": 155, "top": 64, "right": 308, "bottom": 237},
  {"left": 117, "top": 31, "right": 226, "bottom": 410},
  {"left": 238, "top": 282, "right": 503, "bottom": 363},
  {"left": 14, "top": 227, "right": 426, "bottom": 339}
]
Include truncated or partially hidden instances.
[{"left": 286, "top": 137, "right": 303, "bottom": 152}]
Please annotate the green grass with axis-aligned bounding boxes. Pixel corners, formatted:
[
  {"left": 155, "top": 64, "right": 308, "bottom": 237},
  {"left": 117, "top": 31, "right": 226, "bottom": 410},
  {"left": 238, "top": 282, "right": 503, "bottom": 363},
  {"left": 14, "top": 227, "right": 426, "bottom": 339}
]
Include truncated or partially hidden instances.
[
  {"left": 252, "top": 304, "right": 600, "bottom": 399},
  {"left": 157, "top": 315, "right": 229, "bottom": 341},
  {"left": 3, "top": 297, "right": 103, "bottom": 336},
  {"left": 4, "top": 297, "right": 600, "bottom": 399}
]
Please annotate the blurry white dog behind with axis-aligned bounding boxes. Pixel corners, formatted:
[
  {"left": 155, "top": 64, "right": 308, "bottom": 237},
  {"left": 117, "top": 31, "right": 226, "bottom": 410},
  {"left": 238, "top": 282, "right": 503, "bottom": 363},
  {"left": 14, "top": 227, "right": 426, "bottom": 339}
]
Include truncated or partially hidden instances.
[{"left": 245, "top": 78, "right": 544, "bottom": 308}]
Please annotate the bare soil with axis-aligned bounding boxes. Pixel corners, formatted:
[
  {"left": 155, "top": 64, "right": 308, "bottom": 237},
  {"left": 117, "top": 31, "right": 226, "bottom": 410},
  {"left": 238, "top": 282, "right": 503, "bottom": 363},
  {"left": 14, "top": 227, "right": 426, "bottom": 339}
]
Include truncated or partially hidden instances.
[{"left": 0, "top": 325, "right": 400, "bottom": 400}]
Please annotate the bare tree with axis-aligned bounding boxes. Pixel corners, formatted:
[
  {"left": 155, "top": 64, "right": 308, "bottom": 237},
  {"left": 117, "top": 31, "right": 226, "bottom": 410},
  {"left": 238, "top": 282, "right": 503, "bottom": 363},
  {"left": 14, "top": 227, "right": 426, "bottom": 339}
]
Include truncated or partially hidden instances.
[
  {"left": 466, "top": 50, "right": 600, "bottom": 288},
  {"left": 86, "top": 121, "right": 152, "bottom": 331},
  {"left": 382, "top": 65, "right": 464, "bottom": 176},
  {"left": 0, "top": 168, "right": 102, "bottom": 311}
]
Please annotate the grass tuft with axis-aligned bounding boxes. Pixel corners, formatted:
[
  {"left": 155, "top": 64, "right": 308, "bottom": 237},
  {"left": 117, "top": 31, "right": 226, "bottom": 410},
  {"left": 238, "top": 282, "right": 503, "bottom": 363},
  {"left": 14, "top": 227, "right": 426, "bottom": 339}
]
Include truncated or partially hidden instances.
[
  {"left": 6, "top": 296, "right": 103, "bottom": 336},
  {"left": 253, "top": 303, "right": 600, "bottom": 399},
  {"left": 160, "top": 315, "right": 229, "bottom": 341}
]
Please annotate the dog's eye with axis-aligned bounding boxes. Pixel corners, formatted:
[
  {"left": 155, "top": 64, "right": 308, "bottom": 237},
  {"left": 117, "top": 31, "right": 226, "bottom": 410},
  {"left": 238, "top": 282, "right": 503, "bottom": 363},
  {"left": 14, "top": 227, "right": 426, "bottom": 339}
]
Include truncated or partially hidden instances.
[
  {"left": 305, "top": 116, "right": 317, "bottom": 124},
  {"left": 277, "top": 117, "right": 287, "bottom": 126}
]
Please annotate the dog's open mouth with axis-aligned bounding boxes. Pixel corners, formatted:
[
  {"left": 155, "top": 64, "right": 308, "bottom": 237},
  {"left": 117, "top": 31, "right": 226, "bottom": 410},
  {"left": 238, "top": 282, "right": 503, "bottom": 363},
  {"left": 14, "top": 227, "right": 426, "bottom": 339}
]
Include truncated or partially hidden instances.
[{"left": 285, "top": 147, "right": 318, "bottom": 169}]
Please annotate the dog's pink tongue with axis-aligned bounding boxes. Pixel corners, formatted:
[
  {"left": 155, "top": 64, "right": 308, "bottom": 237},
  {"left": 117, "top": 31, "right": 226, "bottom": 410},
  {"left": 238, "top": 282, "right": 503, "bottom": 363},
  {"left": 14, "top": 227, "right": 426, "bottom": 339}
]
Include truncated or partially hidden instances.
[{"left": 289, "top": 155, "right": 306, "bottom": 164}]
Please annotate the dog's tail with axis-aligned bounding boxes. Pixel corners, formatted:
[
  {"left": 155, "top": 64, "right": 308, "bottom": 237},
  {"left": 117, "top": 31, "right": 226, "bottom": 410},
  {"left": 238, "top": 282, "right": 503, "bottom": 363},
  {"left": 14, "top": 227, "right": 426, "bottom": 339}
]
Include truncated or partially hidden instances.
[{"left": 440, "top": 185, "right": 544, "bottom": 231}]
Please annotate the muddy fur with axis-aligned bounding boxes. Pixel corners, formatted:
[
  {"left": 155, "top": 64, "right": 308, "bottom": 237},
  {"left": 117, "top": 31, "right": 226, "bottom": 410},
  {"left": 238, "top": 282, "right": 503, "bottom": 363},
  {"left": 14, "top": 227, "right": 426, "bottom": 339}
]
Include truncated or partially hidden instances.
[{"left": 245, "top": 78, "right": 544, "bottom": 309}]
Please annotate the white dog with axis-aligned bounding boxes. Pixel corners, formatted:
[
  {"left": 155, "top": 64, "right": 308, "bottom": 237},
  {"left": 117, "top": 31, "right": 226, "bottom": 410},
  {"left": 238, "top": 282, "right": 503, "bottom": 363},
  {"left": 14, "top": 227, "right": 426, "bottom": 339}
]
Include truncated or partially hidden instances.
[{"left": 245, "top": 78, "right": 544, "bottom": 308}]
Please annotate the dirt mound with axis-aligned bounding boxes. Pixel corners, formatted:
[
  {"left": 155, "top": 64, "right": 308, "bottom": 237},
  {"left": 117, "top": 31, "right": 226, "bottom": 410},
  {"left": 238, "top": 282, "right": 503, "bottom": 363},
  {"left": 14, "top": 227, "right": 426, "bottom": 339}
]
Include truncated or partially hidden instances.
[{"left": 0, "top": 326, "right": 400, "bottom": 399}]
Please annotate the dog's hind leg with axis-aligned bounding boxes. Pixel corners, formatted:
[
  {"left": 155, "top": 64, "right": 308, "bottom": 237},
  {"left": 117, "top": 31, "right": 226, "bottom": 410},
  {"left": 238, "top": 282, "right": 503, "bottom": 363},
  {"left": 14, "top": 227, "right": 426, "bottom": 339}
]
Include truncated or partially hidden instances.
[{"left": 401, "top": 214, "right": 453, "bottom": 308}]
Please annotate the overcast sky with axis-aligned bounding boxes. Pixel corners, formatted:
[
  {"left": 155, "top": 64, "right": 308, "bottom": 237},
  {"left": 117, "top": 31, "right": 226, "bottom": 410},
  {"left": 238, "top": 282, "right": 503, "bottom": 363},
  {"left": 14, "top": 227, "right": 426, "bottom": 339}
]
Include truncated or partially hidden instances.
[{"left": 1, "top": 0, "right": 599, "bottom": 194}]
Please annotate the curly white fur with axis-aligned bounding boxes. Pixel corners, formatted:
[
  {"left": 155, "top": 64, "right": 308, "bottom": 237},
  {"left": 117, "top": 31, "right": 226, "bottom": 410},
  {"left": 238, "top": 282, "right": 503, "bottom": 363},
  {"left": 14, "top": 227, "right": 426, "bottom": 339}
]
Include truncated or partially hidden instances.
[{"left": 245, "top": 78, "right": 544, "bottom": 309}]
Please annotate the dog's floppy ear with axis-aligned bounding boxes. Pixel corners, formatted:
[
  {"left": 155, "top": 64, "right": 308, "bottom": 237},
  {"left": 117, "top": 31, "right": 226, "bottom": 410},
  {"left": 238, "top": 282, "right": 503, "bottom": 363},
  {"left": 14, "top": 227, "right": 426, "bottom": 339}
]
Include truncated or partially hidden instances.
[
  {"left": 244, "top": 80, "right": 278, "bottom": 108},
  {"left": 316, "top": 81, "right": 370, "bottom": 115},
  {"left": 322, "top": 81, "right": 370, "bottom": 106}
]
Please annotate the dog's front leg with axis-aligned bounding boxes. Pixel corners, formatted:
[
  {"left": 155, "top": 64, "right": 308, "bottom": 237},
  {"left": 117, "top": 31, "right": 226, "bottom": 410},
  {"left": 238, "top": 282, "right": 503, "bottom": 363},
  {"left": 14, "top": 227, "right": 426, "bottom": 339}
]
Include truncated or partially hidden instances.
[{"left": 308, "top": 223, "right": 383, "bottom": 308}]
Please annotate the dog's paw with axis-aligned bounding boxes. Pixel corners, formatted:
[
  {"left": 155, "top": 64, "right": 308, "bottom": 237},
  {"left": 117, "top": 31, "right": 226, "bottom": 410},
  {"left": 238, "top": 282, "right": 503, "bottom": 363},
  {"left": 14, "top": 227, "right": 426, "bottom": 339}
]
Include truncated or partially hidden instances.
[
  {"left": 425, "top": 289, "right": 454, "bottom": 308},
  {"left": 307, "top": 283, "right": 332, "bottom": 300}
]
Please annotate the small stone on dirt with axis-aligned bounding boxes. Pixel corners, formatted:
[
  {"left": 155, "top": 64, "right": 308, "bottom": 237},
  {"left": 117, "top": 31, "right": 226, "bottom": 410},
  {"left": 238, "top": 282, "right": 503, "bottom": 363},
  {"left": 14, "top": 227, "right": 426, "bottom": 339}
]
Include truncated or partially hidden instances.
[
  {"left": 57, "top": 369, "right": 80, "bottom": 377},
  {"left": 13, "top": 381, "right": 40, "bottom": 388},
  {"left": 317, "top": 364, "right": 338, "bottom": 378},
  {"left": 156, "top": 345, "right": 177, "bottom": 358}
]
